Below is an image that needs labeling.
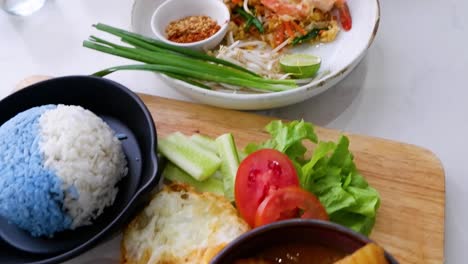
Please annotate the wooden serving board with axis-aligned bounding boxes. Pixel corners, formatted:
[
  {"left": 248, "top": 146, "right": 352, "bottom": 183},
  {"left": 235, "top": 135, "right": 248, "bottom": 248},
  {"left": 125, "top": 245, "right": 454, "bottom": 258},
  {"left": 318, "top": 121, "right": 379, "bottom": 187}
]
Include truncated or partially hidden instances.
[{"left": 140, "top": 94, "right": 445, "bottom": 264}]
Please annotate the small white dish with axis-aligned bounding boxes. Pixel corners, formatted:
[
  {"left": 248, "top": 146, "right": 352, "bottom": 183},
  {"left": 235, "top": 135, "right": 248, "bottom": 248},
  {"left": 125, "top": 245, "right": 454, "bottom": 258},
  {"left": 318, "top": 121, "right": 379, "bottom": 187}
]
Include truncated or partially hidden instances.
[
  {"left": 151, "top": 0, "right": 230, "bottom": 51},
  {"left": 132, "top": 0, "right": 380, "bottom": 110}
]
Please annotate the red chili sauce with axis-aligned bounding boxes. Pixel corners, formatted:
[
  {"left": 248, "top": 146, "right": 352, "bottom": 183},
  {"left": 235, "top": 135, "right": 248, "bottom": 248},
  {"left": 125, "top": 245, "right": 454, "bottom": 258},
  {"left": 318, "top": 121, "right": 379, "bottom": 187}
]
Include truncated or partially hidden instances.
[{"left": 235, "top": 242, "right": 345, "bottom": 264}]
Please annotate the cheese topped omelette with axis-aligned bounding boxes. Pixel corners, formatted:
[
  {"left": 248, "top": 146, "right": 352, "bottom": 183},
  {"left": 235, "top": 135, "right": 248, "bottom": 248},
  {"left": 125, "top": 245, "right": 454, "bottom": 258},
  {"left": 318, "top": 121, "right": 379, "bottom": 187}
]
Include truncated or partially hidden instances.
[{"left": 121, "top": 184, "right": 250, "bottom": 264}]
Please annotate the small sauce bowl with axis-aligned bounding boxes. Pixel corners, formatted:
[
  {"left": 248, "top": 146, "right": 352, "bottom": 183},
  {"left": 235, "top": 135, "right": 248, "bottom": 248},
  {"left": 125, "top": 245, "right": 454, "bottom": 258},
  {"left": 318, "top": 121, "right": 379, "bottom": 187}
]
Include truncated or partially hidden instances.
[
  {"left": 211, "top": 219, "right": 399, "bottom": 264},
  {"left": 151, "top": 0, "right": 230, "bottom": 51}
]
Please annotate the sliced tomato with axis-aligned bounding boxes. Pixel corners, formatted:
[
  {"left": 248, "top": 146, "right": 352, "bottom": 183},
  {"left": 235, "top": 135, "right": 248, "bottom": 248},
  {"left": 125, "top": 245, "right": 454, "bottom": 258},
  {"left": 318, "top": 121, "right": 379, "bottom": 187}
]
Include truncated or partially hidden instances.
[
  {"left": 254, "top": 186, "right": 328, "bottom": 227},
  {"left": 235, "top": 149, "right": 299, "bottom": 227},
  {"left": 337, "top": 1, "right": 352, "bottom": 31}
]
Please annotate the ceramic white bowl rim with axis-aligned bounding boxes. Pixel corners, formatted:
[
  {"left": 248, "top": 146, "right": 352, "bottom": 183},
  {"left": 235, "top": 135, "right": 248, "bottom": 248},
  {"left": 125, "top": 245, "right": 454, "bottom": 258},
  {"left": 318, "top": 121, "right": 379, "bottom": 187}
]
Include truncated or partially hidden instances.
[
  {"left": 157, "top": 0, "right": 380, "bottom": 98},
  {"left": 151, "top": 0, "right": 230, "bottom": 49},
  {"left": 132, "top": 0, "right": 381, "bottom": 109}
]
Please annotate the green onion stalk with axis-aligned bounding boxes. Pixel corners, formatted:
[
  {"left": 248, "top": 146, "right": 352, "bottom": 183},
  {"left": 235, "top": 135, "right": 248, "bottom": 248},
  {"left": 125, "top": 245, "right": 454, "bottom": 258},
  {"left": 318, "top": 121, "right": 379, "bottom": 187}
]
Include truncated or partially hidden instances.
[{"left": 83, "top": 23, "right": 298, "bottom": 92}]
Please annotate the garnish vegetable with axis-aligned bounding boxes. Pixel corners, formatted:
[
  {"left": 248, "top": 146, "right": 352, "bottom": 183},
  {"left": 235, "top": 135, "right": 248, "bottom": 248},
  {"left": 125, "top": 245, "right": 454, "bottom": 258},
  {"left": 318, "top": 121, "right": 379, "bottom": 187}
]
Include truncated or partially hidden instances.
[
  {"left": 158, "top": 120, "right": 380, "bottom": 236},
  {"left": 162, "top": 162, "right": 224, "bottom": 195},
  {"left": 158, "top": 132, "right": 221, "bottom": 181},
  {"left": 291, "top": 28, "right": 323, "bottom": 46},
  {"left": 83, "top": 24, "right": 297, "bottom": 92},
  {"left": 234, "top": 149, "right": 300, "bottom": 227},
  {"left": 235, "top": 7, "right": 265, "bottom": 33},
  {"left": 254, "top": 186, "right": 328, "bottom": 227},
  {"left": 246, "top": 120, "right": 381, "bottom": 235},
  {"left": 279, "top": 54, "right": 322, "bottom": 78},
  {"left": 216, "top": 133, "right": 241, "bottom": 201}
]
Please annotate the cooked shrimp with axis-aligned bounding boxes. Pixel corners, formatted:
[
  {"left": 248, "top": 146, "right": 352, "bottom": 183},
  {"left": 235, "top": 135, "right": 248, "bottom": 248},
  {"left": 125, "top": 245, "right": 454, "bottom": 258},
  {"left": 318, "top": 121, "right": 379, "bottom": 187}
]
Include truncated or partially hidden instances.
[
  {"left": 260, "top": 0, "right": 345, "bottom": 18},
  {"left": 310, "top": 0, "right": 336, "bottom": 12},
  {"left": 335, "top": 0, "right": 352, "bottom": 30},
  {"left": 260, "top": 0, "right": 312, "bottom": 18}
]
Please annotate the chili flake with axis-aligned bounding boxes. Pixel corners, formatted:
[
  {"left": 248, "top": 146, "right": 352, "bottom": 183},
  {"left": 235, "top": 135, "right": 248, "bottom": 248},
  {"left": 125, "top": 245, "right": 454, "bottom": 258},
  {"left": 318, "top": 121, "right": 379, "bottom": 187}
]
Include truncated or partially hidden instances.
[{"left": 166, "top": 15, "right": 221, "bottom": 43}]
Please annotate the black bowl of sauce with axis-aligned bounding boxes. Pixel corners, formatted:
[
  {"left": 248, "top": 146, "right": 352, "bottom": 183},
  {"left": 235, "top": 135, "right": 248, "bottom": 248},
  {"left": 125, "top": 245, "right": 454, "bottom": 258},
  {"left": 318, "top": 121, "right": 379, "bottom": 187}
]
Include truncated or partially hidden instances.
[{"left": 210, "top": 219, "right": 398, "bottom": 264}]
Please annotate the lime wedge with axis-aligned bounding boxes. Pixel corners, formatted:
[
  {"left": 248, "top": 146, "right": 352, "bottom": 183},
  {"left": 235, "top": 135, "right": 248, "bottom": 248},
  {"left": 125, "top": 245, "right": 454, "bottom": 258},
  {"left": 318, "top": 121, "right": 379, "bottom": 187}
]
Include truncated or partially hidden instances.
[{"left": 279, "top": 54, "right": 321, "bottom": 78}]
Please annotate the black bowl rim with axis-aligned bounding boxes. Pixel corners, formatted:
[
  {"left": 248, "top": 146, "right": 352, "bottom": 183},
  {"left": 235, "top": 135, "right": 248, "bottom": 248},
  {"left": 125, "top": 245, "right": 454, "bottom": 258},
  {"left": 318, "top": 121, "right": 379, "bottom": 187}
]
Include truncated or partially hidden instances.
[
  {"left": 0, "top": 75, "right": 160, "bottom": 264},
  {"left": 210, "top": 219, "right": 399, "bottom": 264}
]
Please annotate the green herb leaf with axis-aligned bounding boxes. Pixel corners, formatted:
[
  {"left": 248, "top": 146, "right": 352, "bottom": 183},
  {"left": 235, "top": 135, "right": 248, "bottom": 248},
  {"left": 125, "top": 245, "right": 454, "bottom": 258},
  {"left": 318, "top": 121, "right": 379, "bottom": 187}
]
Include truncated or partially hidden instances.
[
  {"left": 235, "top": 8, "right": 264, "bottom": 33},
  {"left": 292, "top": 28, "right": 323, "bottom": 46}
]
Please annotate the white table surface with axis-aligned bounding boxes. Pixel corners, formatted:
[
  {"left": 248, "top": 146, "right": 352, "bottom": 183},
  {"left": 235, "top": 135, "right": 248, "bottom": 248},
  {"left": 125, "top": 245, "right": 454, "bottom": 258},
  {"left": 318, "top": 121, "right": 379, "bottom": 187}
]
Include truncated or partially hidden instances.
[{"left": 1, "top": 0, "right": 465, "bottom": 263}]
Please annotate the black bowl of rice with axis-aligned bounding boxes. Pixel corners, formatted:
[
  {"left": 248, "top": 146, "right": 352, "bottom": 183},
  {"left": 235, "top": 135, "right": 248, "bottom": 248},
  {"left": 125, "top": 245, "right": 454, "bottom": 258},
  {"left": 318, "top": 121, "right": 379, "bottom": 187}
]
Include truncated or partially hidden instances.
[{"left": 0, "top": 76, "right": 160, "bottom": 263}]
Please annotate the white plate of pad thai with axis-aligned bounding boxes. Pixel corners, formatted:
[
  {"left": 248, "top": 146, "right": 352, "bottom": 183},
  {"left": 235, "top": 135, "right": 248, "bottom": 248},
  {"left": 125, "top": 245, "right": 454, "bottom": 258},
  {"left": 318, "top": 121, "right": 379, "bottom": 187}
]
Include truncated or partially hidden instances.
[{"left": 128, "top": 0, "right": 379, "bottom": 110}]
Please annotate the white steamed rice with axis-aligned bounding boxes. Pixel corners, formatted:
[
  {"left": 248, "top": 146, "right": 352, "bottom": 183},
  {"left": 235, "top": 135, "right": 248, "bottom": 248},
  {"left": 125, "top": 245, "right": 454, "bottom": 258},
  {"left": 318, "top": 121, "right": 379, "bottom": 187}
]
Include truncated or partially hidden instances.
[{"left": 39, "top": 105, "right": 128, "bottom": 228}]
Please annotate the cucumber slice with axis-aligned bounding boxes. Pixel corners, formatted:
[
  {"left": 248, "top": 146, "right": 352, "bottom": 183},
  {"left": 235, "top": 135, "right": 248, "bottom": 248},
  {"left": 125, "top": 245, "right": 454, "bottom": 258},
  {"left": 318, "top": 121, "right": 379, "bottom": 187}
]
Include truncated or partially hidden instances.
[
  {"left": 163, "top": 162, "right": 224, "bottom": 195},
  {"left": 216, "top": 133, "right": 240, "bottom": 201},
  {"left": 212, "top": 170, "right": 224, "bottom": 181},
  {"left": 190, "top": 134, "right": 218, "bottom": 154},
  {"left": 159, "top": 132, "right": 221, "bottom": 181}
]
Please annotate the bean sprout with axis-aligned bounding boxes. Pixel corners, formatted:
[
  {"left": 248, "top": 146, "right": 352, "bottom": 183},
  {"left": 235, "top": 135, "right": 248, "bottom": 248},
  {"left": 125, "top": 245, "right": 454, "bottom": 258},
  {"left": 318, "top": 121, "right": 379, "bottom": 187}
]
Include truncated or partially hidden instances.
[
  {"left": 243, "top": 0, "right": 253, "bottom": 15},
  {"left": 214, "top": 37, "right": 292, "bottom": 80}
]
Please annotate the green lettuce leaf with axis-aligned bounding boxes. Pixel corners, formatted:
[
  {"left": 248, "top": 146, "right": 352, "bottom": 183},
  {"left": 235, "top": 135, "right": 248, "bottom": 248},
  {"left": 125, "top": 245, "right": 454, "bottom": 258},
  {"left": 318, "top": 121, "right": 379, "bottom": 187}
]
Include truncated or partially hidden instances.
[
  {"left": 345, "top": 186, "right": 380, "bottom": 217},
  {"left": 300, "top": 135, "right": 381, "bottom": 235},
  {"left": 244, "top": 120, "right": 317, "bottom": 163},
  {"left": 246, "top": 120, "right": 381, "bottom": 236},
  {"left": 330, "top": 211, "right": 376, "bottom": 236},
  {"left": 301, "top": 141, "right": 336, "bottom": 187},
  {"left": 315, "top": 184, "right": 356, "bottom": 214}
]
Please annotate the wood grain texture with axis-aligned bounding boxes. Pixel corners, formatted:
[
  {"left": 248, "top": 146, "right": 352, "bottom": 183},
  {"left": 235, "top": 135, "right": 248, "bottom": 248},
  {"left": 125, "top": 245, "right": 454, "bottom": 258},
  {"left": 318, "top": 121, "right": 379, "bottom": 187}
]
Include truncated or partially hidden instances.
[
  {"left": 15, "top": 76, "right": 444, "bottom": 262},
  {"left": 139, "top": 94, "right": 445, "bottom": 264}
]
